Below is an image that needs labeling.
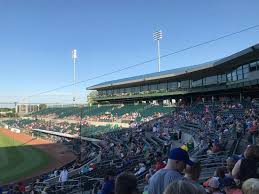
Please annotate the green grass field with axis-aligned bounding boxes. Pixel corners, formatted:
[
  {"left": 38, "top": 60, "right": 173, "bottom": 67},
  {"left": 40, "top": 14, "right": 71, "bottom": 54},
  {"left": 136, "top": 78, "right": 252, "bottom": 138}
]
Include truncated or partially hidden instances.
[{"left": 0, "top": 131, "right": 50, "bottom": 183}]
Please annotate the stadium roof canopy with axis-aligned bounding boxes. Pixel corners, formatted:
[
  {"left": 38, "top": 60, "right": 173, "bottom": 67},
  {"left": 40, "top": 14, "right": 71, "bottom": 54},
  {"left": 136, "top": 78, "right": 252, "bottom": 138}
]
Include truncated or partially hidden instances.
[{"left": 88, "top": 43, "right": 259, "bottom": 90}]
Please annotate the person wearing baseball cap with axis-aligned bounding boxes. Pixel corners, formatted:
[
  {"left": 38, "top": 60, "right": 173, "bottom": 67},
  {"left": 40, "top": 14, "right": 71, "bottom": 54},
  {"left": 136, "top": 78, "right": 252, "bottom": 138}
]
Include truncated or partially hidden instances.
[
  {"left": 208, "top": 177, "right": 224, "bottom": 194},
  {"left": 148, "top": 147, "right": 194, "bottom": 194}
]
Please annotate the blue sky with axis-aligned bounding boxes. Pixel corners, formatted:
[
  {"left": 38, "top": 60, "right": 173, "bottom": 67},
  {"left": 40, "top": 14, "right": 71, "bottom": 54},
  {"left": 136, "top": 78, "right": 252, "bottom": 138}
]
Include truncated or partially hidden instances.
[{"left": 0, "top": 0, "right": 259, "bottom": 104}]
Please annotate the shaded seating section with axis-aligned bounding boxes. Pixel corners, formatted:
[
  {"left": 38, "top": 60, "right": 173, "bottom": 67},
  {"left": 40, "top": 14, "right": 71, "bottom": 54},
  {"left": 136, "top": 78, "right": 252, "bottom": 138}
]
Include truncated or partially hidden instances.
[{"left": 30, "top": 104, "right": 173, "bottom": 122}]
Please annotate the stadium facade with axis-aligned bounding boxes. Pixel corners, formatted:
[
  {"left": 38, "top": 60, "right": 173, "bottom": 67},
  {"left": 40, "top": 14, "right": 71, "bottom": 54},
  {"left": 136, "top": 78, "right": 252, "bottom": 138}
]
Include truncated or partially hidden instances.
[{"left": 88, "top": 44, "right": 259, "bottom": 104}]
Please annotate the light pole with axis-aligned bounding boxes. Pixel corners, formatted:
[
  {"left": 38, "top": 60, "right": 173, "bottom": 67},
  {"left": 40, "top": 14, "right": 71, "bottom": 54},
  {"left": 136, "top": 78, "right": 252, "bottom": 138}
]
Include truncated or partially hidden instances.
[
  {"left": 153, "top": 30, "right": 162, "bottom": 72},
  {"left": 72, "top": 49, "right": 77, "bottom": 103}
]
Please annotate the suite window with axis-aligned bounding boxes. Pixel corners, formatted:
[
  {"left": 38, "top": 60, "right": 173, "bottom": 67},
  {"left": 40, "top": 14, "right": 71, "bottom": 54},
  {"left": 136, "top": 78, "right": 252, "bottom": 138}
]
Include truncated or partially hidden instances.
[
  {"left": 249, "top": 62, "right": 257, "bottom": 72},
  {"left": 168, "top": 82, "right": 177, "bottom": 89},
  {"left": 205, "top": 75, "right": 217, "bottom": 85},
  {"left": 150, "top": 84, "right": 158, "bottom": 91},
  {"left": 192, "top": 79, "right": 202, "bottom": 87},
  {"left": 237, "top": 66, "right": 243, "bottom": 80},
  {"left": 125, "top": 88, "right": 131, "bottom": 93},
  {"left": 158, "top": 83, "right": 167, "bottom": 90},
  {"left": 142, "top": 85, "right": 149, "bottom": 91},
  {"left": 231, "top": 70, "right": 237, "bottom": 81},
  {"left": 114, "top": 89, "right": 119, "bottom": 94},
  {"left": 227, "top": 73, "right": 232, "bottom": 82},
  {"left": 130, "top": 87, "right": 136, "bottom": 93},
  {"left": 181, "top": 80, "right": 190, "bottom": 88},
  {"left": 218, "top": 74, "right": 226, "bottom": 83},
  {"left": 243, "top": 64, "right": 249, "bottom": 70},
  {"left": 134, "top": 86, "right": 140, "bottom": 93}
]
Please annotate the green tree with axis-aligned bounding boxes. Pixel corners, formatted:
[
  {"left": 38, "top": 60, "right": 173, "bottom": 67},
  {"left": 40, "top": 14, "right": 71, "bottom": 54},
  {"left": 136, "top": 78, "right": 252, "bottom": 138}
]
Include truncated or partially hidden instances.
[
  {"left": 39, "top": 104, "right": 47, "bottom": 110},
  {"left": 87, "top": 91, "right": 98, "bottom": 105}
]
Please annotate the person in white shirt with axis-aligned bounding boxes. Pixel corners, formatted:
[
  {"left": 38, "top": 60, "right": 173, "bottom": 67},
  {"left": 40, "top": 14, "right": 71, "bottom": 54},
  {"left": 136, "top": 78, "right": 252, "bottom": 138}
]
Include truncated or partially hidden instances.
[
  {"left": 134, "top": 163, "right": 146, "bottom": 176},
  {"left": 59, "top": 168, "right": 68, "bottom": 183}
]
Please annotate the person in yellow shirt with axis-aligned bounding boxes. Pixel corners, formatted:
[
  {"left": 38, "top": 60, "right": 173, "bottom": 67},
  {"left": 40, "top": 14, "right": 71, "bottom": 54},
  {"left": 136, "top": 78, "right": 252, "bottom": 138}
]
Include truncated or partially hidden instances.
[{"left": 181, "top": 144, "right": 189, "bottom": 152}]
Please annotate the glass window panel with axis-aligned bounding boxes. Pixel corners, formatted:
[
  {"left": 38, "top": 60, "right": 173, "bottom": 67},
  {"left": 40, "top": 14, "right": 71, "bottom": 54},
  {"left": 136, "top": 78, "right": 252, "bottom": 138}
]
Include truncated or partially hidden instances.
[
  {"left": 205, "top": 75, "right": 217, "bottom": 85},
  {"left": 130, "top": 87, "right": 135, "bottom": 93},
  {"left": 243, "top": 64, "right": 249, "bottom": 69},
  {"left": 150, "top": 84, "right": 157, "bottom": 91},
  {"left": 250, "top": 62, "right": 257, "bottom": 72},
  {"left": 192, "top": 79, "right": 203, "bottom": 87},
  {"left": 220, "top": 74, "right": 226, "bottom": 82},
  {"left": 243, "top": 67, "right": 249, "bottom": 73},
  {"left": 168, "top": 82, "right": 177, "bottom": 89},
  {"left": 227, "top": 73, "right": 232, "bottom": 82},
  {"left": 237, "top": 66, "right": 242, "bottom": 71},
  {"left": 158, "top": 83, "right": 167, "bottom": 90},
  {"left": 142, "top": 85, "right": 149, "bottom": 91},
  {"left": 232, "top": 70, "right": 237, "bottom": 76},
  {"left": 180, "top": 80, "right": 189, "bottom": 88},
  {"left": 237, "top": 69, "right": 243, "bottom": 74}
]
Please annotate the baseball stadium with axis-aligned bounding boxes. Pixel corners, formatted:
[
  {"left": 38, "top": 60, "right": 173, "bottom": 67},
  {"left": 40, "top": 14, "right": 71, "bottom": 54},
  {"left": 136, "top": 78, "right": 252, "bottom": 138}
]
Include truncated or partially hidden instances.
[
  {"left": 1, "top": 1, "right": 259, "bottom": 194},
  {"left": 0, "top": 43, "right": 259, "bottom": 193}
]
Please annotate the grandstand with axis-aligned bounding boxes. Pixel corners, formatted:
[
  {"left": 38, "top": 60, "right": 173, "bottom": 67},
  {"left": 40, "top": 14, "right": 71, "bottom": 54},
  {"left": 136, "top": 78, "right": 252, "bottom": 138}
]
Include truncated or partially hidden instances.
[
  {"left": 88, "top": 44, "right": 259, "bottom": 105},
  {"left": 1, "top": 44, "right": 259, "bottom": 193}
]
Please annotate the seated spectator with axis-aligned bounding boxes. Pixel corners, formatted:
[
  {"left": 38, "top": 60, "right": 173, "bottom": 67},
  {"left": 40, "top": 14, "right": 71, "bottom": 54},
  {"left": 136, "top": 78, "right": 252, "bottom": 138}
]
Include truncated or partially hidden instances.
[
  {"left": 212, "top": 143, "right": 222, "bottom": 153},
  {"left": 101, "top": 171, "right": 115, "bottom": 194},
  {"left": 207, "top": 177, "right": 224, "bottom": 194},
  {"left": 155, "top": 154, "right": 166, "bottom": 171},
  {"left": 232, "top": 145, "right": 259, "bottom": 183},
  {"left": 163, "top": 180, "right": 205, "bottom": 194},
  {"left": 59, "top": 167, "right": 68, "bottom": 183},
  {"left": 242, "top": 178, "right": 259, "bottom": 194},
  {"left": 181, "top": 144, "right": 189, "bottom": 152},
  {"left": 81, "top": 165, "right": 90, "bottom": 174},
  {"left": 203, "top": 167, "right": 227, "bottom": 190},
  {"left": 18, "top": 182, "right": 25, "bottom": 193},
  {"left": 226, "top": 157, "right": 238, "bottom": 178},
  {"left": 115, "top": 173, "right": 138, "bottom": 194},
  {"left": 187, "top": 140, "right": 194, "bottom": 151},
  {"left": 184, "top": 161, "right": 206, "bottom": 193},
  {"left": 222, "top": 177, "right": 242, "bottom": 194},
  {"left": 134, "top": 163, "right": 146, "bottom": 176}
]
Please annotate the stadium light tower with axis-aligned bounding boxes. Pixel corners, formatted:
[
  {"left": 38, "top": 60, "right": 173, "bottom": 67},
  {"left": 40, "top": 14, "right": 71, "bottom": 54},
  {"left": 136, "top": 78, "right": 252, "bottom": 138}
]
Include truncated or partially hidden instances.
[
  {"left": 72, "top": 49, "right": 77, "bottom": 103},
  {"left": 153, "top": 30, "right": 162, "bottom": 72}
]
